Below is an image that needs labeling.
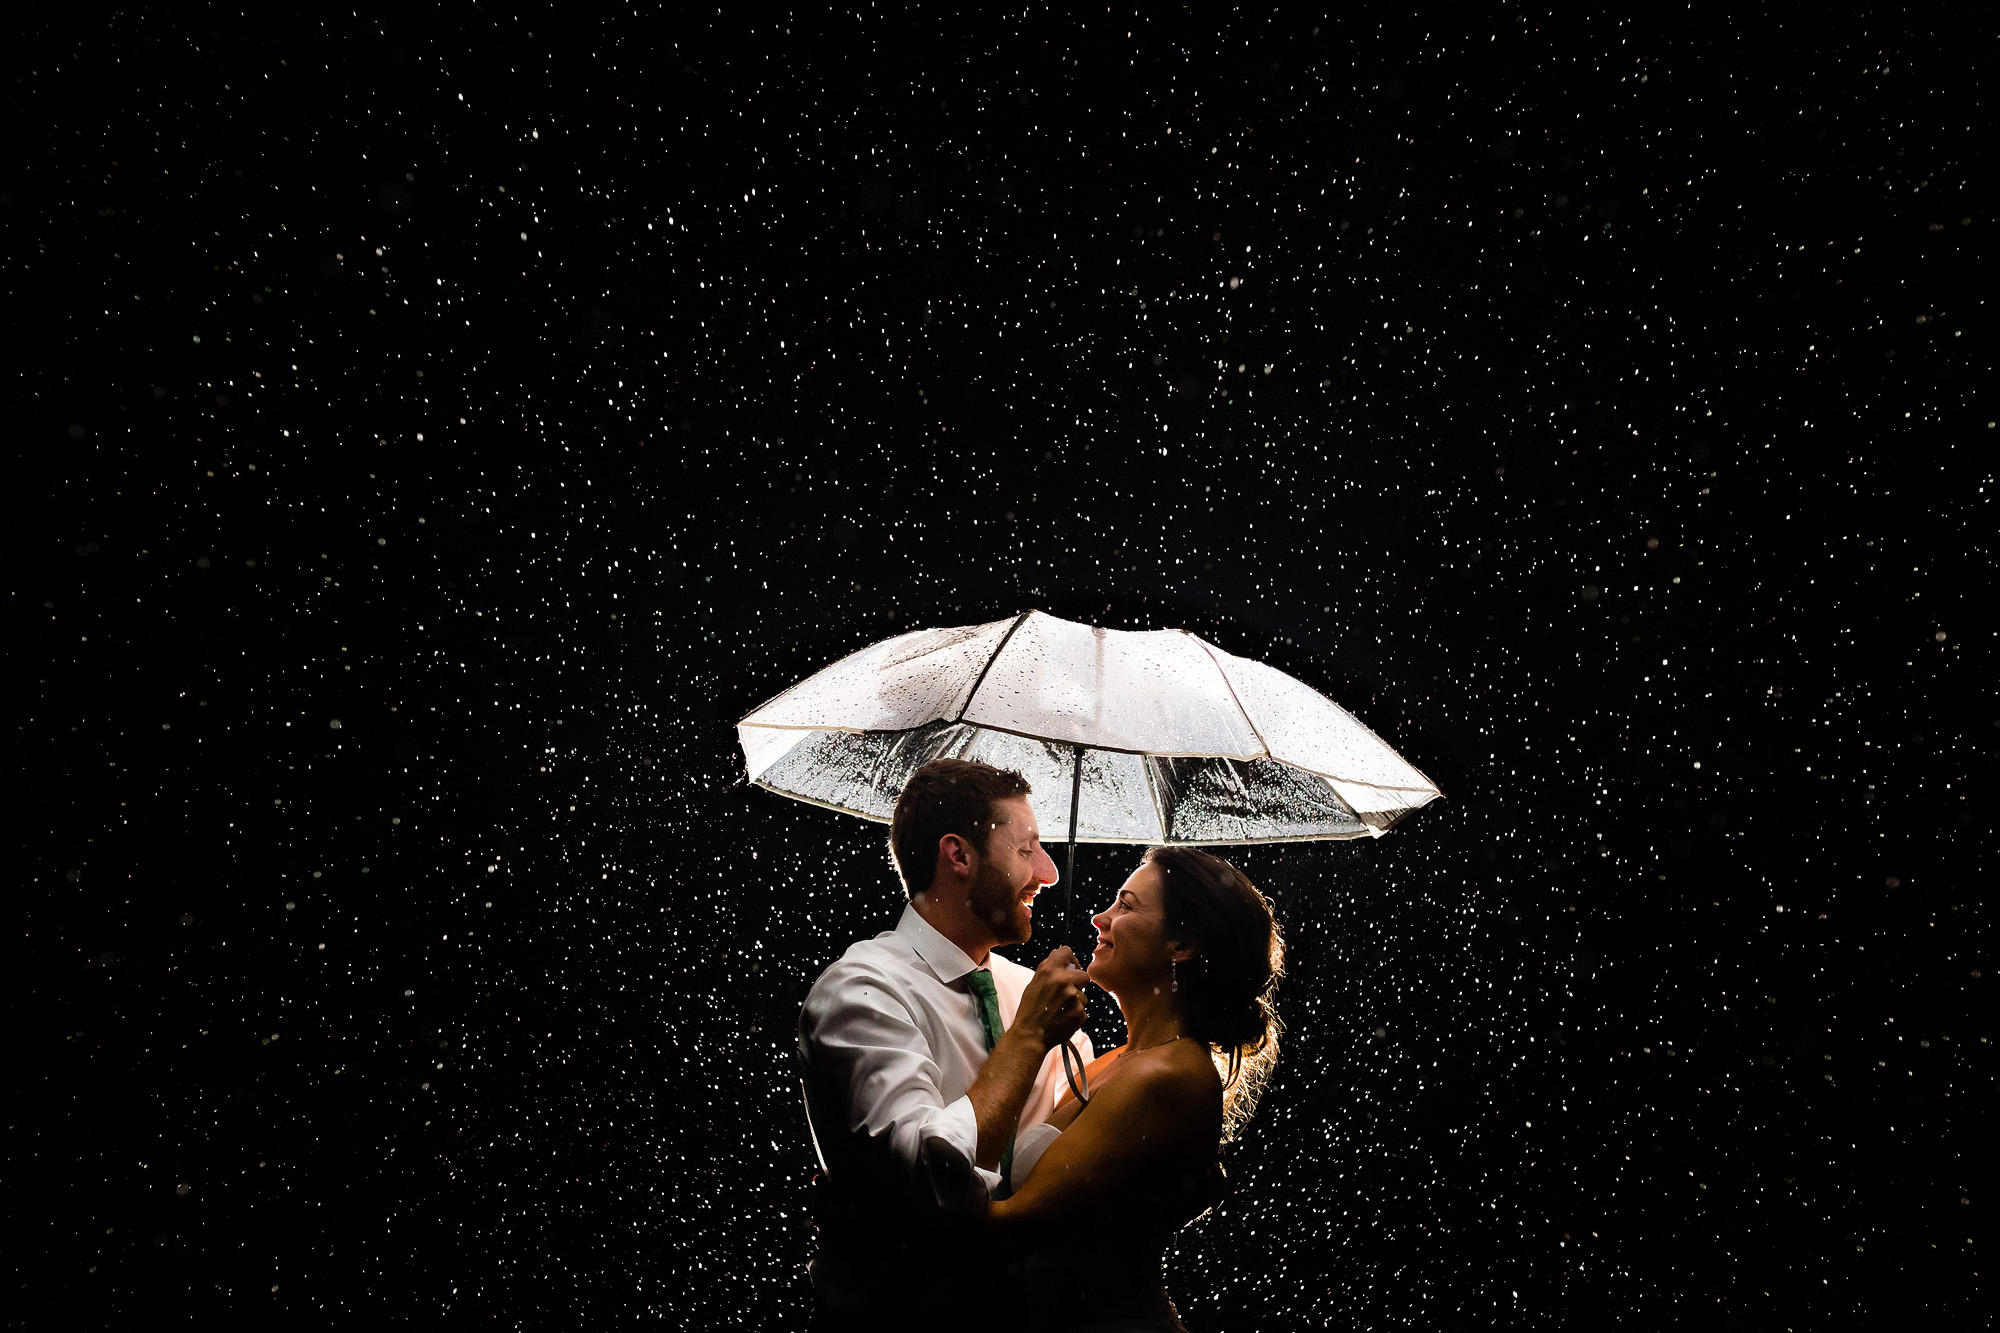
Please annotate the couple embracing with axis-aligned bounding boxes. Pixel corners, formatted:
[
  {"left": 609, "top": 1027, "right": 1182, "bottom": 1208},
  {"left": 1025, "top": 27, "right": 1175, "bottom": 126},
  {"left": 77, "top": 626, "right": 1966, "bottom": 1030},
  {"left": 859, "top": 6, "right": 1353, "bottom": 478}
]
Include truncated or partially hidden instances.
[{"left": 799, "top": 758, "right": 1285, "bottom": 1332}]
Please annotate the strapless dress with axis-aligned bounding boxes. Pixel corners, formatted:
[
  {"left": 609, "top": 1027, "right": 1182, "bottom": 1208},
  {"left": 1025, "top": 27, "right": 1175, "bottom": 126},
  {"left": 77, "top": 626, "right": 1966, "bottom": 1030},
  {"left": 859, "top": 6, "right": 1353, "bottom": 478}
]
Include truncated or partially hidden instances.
[{"left": 1010, "top": 1122, "right": 1188, "bottom": 1333}]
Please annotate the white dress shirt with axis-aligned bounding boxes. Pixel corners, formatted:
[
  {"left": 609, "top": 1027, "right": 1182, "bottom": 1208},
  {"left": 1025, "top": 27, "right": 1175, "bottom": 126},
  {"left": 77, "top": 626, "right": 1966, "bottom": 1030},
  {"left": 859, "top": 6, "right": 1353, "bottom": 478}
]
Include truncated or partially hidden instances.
[{"left": 798, "top": 904, "right": 1090, "bottom": 1296}]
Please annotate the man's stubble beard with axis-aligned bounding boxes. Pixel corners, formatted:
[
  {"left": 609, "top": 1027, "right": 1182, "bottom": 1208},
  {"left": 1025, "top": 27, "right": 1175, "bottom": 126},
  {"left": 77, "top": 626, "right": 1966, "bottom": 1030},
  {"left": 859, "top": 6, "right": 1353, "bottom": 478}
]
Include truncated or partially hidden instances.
[{"left": 968, "top": 854, "right": 1030, "bottom": 949}]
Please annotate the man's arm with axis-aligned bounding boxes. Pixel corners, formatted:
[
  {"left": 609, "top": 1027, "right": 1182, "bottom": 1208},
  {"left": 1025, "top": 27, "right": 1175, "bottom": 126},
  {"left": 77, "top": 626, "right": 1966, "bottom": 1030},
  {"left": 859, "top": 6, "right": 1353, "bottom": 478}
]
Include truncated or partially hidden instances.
[
  {"left": 965, "top": 948, "right": 1088, "bottom": 1170},
  {"left": 800, "top": 964, "right": 982, "bottom": 1180}
]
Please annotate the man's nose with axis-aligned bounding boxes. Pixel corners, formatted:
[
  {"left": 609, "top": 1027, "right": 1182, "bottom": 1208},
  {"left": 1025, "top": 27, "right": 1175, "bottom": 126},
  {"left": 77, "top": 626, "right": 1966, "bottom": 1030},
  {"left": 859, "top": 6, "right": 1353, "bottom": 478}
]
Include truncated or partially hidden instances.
[{"left": 1035, "top": 846, "right": 1059, "bottom": 886}]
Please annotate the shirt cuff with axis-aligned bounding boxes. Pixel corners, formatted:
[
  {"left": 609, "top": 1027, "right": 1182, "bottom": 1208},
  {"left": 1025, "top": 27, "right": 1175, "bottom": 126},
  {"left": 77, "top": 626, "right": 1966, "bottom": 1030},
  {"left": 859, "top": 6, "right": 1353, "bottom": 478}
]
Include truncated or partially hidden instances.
[
  {"left": 934, "top": 1094, "right": 1001, "bottom": 1192},
  {"left": 1009, "top": 1121, "right": 1061, "bottom": 1186}
]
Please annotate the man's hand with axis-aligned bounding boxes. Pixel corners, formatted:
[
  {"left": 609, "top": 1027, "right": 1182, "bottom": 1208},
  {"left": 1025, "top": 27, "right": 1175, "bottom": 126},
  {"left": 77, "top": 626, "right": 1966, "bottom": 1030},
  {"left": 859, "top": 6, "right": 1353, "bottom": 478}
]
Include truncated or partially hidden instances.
[
  {"left": 1009, "top": 946, "right": 1089, "bottom": 1051},
  {"left": 965, "top": 947, "right": 1090, "bottom": 1171}
]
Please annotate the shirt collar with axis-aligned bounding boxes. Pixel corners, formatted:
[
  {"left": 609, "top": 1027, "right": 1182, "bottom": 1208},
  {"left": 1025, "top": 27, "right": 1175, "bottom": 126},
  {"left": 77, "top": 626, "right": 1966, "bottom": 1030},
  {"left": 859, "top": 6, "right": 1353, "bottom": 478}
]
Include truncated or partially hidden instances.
[{"left": 895, "top": 903, "right": 983, "bottom": 986}]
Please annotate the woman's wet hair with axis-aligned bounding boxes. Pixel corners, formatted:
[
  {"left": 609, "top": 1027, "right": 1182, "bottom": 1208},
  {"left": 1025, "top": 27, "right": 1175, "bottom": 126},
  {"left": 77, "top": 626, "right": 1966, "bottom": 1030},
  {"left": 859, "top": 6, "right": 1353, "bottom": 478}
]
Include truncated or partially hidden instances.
[{"left": 1144, "top": 845, "right": 1286, "bottom": 1140}]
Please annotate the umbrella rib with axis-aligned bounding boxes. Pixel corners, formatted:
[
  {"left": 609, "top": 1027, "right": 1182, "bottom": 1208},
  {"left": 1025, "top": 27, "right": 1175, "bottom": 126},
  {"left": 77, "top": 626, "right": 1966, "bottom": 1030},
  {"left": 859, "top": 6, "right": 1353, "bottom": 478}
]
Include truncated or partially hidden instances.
[
  {"left": 953, "top": 608, "right": 1033, "bottom": 724},
  {"left": 735, "top": 631, "right": 906, "bottom": 725},
  {"left": 1180, "top": 633, "right": 1443, "bottom": 801},
  {"left": 746, "top": 720, "right": 1439, "bottom": 799},
  {"left": 753, "top": 780, "right": 1380, "bottom": 843},
  {"left": 742, "top": 719, "right": 1442, "bottom": 792},
  {"left": 1140, "top": 754, "right": 1171, "bottom": 843},
  {"left": 1181, "top": 631, "right": 1274, "bottom": 760}
]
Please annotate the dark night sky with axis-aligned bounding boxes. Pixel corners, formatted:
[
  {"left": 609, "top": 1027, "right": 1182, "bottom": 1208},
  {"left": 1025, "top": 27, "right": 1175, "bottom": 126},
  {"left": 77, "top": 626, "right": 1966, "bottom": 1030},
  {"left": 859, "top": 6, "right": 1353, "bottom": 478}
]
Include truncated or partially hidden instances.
[{"left": 15, "top": 6, "right": 1988, "bottom": 1329}]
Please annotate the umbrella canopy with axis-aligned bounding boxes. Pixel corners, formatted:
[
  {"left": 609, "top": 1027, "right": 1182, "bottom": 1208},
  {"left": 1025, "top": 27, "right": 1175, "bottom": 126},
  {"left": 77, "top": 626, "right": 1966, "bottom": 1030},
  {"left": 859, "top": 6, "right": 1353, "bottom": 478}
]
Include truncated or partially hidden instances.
[{"left": 737, "top": 610, "right": 1440, "bottom": 846}]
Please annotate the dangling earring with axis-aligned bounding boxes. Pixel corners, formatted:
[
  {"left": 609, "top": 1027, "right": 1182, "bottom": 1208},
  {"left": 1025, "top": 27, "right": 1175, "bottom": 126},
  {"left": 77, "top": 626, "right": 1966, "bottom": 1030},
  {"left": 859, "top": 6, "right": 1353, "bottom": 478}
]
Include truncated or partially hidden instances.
[{"left": 1171, "top": 957, "right": 1179, "bottom": 993}]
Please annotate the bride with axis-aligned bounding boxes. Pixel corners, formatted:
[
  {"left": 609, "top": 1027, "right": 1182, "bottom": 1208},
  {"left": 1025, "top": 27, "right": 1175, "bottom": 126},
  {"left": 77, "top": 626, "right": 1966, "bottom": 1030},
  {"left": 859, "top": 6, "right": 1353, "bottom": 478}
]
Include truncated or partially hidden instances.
[{"left": 985, "top": 845, "right": 1286, "bottom": 1332}]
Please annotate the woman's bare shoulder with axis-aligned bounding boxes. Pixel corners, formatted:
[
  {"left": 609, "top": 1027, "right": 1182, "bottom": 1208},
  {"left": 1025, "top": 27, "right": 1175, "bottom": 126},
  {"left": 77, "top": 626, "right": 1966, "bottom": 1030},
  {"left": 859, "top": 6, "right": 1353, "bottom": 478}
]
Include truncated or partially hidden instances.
[{"left": 1103, "top": 1041, "right": 1223, "bottom": 1115}]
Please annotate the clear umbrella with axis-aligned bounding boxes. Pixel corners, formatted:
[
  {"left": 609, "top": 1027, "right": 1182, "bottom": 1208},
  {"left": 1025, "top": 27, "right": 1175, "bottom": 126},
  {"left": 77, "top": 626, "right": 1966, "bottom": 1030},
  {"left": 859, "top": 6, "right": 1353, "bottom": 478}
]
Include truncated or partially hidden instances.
[{"left": 738, "top": 610, "right": 1441, "bottom": 934}]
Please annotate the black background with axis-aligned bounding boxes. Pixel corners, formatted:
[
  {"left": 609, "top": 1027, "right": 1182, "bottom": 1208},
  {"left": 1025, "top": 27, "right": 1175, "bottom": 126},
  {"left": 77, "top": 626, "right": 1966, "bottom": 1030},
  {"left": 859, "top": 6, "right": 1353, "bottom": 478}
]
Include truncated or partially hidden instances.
[{"left": 14, "top": 5, "right": 1988, "bottom": 1329}]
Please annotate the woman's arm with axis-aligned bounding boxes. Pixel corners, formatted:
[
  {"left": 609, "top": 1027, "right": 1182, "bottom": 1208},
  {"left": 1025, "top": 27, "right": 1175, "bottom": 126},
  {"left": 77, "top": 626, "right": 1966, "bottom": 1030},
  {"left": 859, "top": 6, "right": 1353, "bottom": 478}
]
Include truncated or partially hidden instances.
[{"left": 987, "top": 1056, "right": 1220, "bottom": 1243}]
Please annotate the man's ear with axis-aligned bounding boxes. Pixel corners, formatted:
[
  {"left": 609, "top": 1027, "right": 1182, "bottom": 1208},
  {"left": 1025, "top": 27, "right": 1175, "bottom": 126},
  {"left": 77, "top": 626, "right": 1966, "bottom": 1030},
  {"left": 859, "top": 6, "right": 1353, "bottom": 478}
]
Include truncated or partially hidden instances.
[{"left": 937, "top": 832, "right": 976, "bottom": 881}]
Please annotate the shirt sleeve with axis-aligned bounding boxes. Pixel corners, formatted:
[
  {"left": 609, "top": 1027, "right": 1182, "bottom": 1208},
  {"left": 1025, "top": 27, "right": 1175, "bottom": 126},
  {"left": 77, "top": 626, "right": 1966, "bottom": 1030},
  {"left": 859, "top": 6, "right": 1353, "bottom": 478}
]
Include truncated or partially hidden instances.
[
  {"left": 799, "top": 961, "right": 998, "bottom": 1191},
  {"left": 1008, "top": 1120, "right": 1062, "bottom": 1185}
]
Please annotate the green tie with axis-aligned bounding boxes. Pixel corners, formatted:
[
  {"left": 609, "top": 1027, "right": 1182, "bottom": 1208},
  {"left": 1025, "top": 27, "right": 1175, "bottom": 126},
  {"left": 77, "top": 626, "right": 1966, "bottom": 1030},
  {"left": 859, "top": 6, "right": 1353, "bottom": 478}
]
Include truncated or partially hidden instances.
[{"left": 963, "top": 968, "right": 1014, "bottom": 1194}]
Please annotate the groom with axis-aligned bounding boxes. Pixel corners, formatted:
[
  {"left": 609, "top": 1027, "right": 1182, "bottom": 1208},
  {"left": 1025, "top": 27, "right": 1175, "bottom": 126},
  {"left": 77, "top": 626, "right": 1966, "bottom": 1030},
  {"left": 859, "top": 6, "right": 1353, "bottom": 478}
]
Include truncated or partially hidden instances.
[{"left": 798, "top": 758, "right": 1092, "bottom": 1326}]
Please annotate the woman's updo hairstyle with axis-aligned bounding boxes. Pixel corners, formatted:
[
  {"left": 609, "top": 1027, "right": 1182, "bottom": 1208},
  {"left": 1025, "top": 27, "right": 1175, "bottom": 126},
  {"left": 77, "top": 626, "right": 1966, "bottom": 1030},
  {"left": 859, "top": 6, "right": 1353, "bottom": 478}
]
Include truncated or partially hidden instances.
[{"left": 1144, "top": 845, "right": 1285, "bottom": 1140}]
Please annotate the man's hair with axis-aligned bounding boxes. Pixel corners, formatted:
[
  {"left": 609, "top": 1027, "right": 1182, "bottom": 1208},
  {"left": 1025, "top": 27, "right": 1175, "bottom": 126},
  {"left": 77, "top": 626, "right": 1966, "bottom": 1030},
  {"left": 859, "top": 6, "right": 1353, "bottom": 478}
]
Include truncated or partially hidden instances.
[{"left": 888, "top": 758, "right": 1033, "bottom": 898}]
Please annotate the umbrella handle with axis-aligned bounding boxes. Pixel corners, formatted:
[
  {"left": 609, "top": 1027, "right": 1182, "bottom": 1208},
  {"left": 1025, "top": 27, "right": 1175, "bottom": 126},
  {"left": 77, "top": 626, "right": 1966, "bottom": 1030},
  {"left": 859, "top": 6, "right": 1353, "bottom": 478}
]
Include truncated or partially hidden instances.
[{"left": 1059, "top": 1038, "right": 1090, "bottom": 1107}]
